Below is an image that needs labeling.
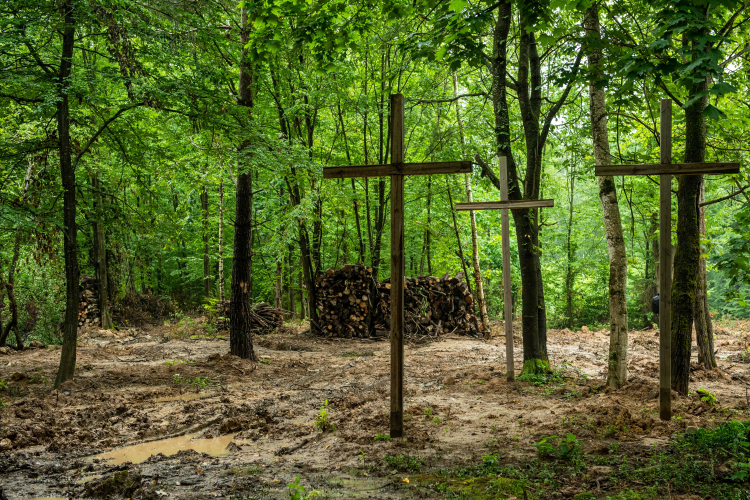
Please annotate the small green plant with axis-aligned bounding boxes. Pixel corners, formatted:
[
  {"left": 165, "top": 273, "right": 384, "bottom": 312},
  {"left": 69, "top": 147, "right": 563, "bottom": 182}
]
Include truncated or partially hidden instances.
[
  {"left": 433, "top": 416, "right": 441, "bottom": 425},
  {"left": 287, "top": 476, "right": 321, "bottom": 500},
  {"left": 259, "top": 357, "right": 270, "bottom": 365},
  {"left": 374, "top": 433, "right": 391, "bottom": 441},
  {"left": 698, "top": 388, "right": 717, "bottom": 406},
  {"left": 610, "top": 442, "right": 620, "bottom": 453},
  {"left": 731, "top": 459, "right": 750, "bottom": 481},
  {"left": 424, "top": 407, "right": 433, "bottom": 418},
  {"left": 314, "top": 400, "right": 336, "bottom": 432},
  {"left": 0, "top": 379, "right": 7, "bottom": 390},
  {"left": 358, "top": 450, "right": 367, "bottom": 465},
  {"left": 533, "top": 434, "right": 582, "bottom": 460},
  {"left": 384, "top": 454, "right": 424, "bottom": 472}
]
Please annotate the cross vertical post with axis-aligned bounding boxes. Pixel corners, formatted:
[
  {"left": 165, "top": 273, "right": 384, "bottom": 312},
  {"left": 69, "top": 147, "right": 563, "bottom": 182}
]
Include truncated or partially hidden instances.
[
  {"left": 454, "top": 159, "right": 554, "bottom": 379},
  {"left": 324, "top": 94, "right": 473, "bottom": 438},
  {"left": 659, "top": 99, "right": 672, "bottom": 421},
  {"left": 594, "top": 98, "right": 738, "bottom": 420},
  {"left": 390, "top": 94, "right": 405, "bottom": 438},
  {"left": 499, "top": 156, "right": 514, "bottom": 381}
]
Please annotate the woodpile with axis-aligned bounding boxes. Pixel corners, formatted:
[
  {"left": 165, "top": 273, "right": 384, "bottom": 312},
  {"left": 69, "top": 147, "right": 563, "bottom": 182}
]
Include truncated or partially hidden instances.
[
  {"left": 315, "top": 264, "right": 374, "bottom": 337},
  {"left": 111, "top": 292, "right": 176, "bottom": 327},
  {"left": 215, "top": 301, "right": 284, "bottom": 334},
  {"left": 78, "top": 276, "right": 100, "bottom": 328},
  {"left": 315, "top": 265, "right": 480, "bottom": 340},
  {"left": 374, "top": 273, "right": 480, "bottom": 340}
]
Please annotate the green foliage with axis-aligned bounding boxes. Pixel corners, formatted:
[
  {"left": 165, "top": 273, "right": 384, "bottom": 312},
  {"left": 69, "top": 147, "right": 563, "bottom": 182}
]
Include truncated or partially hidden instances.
[
  {"left": 172, "top": 374, "right": 212, "bottom": 388},
  {"left": 532, "top": 434, "right": 582, "bottom": 460},
  {"left": 314, "top": 400, "right": 335, "bottom": 432},
  {"left": 384, "top": 454, "right": 424, "bottom": 473},
  {"left": 374, "top": 433, "right": 391, "bottom": 441},
  {"left": 698, "top": 387, "right": 717, "bottom": 406},
  {"left": 287, "top": 476, "right": 321, "bottom": 500}
]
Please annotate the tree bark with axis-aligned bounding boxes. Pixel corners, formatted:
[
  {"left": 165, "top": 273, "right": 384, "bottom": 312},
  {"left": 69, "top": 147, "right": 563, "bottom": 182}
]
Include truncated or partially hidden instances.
[
  {"left": 54, "top": 0, "right": 80, "bottom": 388},
  {"left": 695, "top": 178, "right": 716, "bottom": 369},
  {"left": 671, "top": 24, "right": 710, "bottom": 395},
  {"left": 229, "top": 6, "right": 256, "bottom": 361},
  {"left": 453, "top": 72, "right": 489, "bottom": 332},
  {"left": 202, "top": 184, "right": 210, "bottom": 298},
  {"left": 218, "top": 180, "right": 225, "bottom": 303},
  {"left": 584, "top": 3, "right": 629, "bottom": 389},
  {"left": 565, "top": 170, "right": 575, "bottom": 329},
  {"left": 93, "top": 175, "right": 113, "bottom": 329}
]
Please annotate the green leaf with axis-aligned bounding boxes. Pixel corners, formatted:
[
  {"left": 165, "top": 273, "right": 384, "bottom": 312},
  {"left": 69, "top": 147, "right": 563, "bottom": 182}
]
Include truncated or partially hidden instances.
[{"left": 703, "top": 104, "right": 726, "bottom": 120}]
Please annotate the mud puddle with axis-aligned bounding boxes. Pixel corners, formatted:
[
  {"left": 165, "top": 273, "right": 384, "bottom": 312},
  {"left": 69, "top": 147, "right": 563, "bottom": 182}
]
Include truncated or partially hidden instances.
[{"left": 91, "top": 432, "right": 235, "bottom": 465}]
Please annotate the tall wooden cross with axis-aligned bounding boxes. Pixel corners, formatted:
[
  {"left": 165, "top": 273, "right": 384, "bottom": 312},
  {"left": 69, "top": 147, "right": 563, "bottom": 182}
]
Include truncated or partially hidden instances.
[
  {"left": 455, "top": 156, "right": 554, "bottom": 382},
  {"left": 323, "top": 94, "right": 472, "bottom": 437},
  {"left": 596, "top": 99, "right": 739, "bottom": 421}
]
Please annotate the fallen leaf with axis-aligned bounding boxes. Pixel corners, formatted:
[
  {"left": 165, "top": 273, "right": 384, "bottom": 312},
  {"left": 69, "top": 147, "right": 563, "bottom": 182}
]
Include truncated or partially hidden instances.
[{"left": 403, "top": 478, "right": 409, "bottom": 483}]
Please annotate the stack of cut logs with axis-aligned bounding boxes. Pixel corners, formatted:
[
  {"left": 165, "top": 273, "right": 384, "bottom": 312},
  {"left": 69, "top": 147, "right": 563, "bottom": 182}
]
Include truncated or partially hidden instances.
[
  {"left": 78, "top": 276, "right": 100, "bottom": 328},
  {"left": 315, "top": 265, "right": 479, "bottom": 340},
  {"left": 315, "top": 264, "right": 374, "bottom": 338},
  {"left": 374, "top": 273, "right": 480, "bottom": 340},
  {"left": 215, "top": 301, "right": 284, "bottom": 334}
]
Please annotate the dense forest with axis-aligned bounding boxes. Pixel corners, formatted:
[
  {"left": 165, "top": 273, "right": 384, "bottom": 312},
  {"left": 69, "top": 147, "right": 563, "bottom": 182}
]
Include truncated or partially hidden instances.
[
  {"left": 4, "top": 1, "right": 750, "bottom": 499},
  {"left": 1, "top": 0, "right": 748, "bottom": 382}
]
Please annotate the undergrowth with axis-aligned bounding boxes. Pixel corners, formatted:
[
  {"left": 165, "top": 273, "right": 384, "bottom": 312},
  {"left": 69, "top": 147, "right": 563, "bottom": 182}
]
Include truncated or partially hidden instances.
[{"left": 415, "top": 421, "right": 750, "bottom": 499}]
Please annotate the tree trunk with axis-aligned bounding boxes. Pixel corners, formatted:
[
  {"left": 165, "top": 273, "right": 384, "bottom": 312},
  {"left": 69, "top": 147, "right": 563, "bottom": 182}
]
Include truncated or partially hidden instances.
[
  {"left": 54, "top": 1, "right": 79, "bottom": 388},
  {"left": 229, "top": 6, "right": 256, "bottom": 361},
  {"left": 298, "top": 256, "right": 306, "bottom": 320},
  {"left": 453, "top": 72, "right": 489, "bottom": 332},
  {"left": 695, "top": 178, "right": 716, "bottom": 369},
  {"left": 565, "top": 170, "right": 575, "bottom": 329},
  {"left": 671, "top": 47, "right": 709, "bottom": 395},
  {"left": 93, "top": 175, "right": 113, "bottom": 329},
  {"left": 288, "top": 246, "right": 296, "bottom": 318},
  {"left": 202, "top": 185, "right": 210, "bottom": 298},
  {"left": 218, "top": 180, "right": 225, "bottom": 303},
  {"left": 275, "top": 260, "right": 283, "bottom": 310},
  {"left": 584, "top": 3, "right": 628, "bottom": 389}
]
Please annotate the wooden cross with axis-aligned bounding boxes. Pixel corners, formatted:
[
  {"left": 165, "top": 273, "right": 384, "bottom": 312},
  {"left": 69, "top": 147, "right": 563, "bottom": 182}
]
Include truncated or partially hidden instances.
[
  {"left": 323, "top": 94, "right": 472, "bottom": 437},
  {"left": 455, "top": 156, "right": 554, "bottom": 382},
  {"left": 596, "top": 99, "right": 739, "bottom": 421}
]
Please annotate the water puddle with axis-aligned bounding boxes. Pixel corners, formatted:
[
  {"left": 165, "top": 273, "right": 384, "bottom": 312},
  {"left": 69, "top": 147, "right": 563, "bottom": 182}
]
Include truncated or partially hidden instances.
[
  {"left": 91, "top": 432, "right": 235, "bottom": 465},
  {"left": 153, "top": 392, "right": 211, "bottom": 403}
]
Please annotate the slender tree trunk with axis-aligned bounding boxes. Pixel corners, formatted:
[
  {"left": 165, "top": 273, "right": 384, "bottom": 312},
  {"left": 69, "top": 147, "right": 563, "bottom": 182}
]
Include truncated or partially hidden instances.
[
  {"left": 453, "top": 73, "right": 489, "bottom": 331},
  {"left": 218, "top": 181, "right": 224, "bottom": 303},
  {"left": 288, "top": 246, "right": 296, "bottom": 318},
  {"left": 585, "top": 3, "right": 628, "bottom": 388},
  {"left": 229, "top": 6, "right": 256, "bottom": 361},
  {"left": 298, "top": 257, "right": 306, "bottom": 320},
  {"left": 565, "top": 171, "right": 575, "bottom": 329},
  {"left": 426, "top": 177, "right": 432, "bottom": 276},
  {"left": 55, "top": 1, "right": 79, "bottom": 388},
  {"left": 695, "top": 178, "right": 716, "bottom": 369},
  {"left": 275, "top": 260, "right": 283, "bottom": 310},
  {"left": 202, "top": 185, "right": 210, "bottom": 298},
  {"left": 93, "top": 175, "right": 113, "bottom": 328}
]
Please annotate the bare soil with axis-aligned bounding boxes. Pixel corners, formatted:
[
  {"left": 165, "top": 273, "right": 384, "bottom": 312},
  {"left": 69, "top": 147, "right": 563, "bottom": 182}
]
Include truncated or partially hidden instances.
[{"left": 1, "top": 317, "right": 749, "bottom": 499}]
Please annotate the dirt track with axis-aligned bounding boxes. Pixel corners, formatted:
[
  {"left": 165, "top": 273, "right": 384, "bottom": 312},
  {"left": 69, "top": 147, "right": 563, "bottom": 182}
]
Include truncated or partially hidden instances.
[{"left": 1, "top": 318, "right": 749, "bottom": 499}]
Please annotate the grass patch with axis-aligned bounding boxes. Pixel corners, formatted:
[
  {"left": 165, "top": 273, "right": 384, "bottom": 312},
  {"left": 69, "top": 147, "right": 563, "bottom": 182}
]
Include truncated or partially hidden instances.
[{"left": 384, "top": 454, "right": 424, "bottom": 472}]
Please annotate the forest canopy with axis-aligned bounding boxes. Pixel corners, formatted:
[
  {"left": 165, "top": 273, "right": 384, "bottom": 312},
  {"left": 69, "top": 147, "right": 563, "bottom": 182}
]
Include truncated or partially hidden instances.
[{"left": 0, "top": 0, "right": 748, "bottom": 384}]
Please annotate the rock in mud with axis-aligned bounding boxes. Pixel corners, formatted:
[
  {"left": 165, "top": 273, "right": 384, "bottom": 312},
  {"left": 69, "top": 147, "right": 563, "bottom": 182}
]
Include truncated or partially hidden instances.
[{"left": 83, "top": 470, "right": 144, "bottom": 498}]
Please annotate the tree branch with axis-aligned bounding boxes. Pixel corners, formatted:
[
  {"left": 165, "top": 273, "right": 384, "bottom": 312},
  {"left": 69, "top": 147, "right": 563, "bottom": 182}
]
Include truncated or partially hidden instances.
[
  {"left": 407, "top": 93, "right": 486, "bottom": 105},
  {"left": 701, "top": 182, "right": 750, "bottom": 207},
  {"left": 73, "top": 102, "right": 144, "bottom": 170},
  {"left": 0, "top": 92, "right": 44, "bottom": 104}
]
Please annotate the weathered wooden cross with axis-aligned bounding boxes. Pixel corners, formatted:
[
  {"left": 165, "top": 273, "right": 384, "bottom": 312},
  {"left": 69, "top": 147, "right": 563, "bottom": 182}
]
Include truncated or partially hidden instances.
[
  {"left": 455, "top": 156, "right": 554, "bottom": 382},
  {"left": 595, "top": 99, "right": 739, "bottom": 421},
  {"left": 323, "top": 94, "right": 472, "bottom": 437}
]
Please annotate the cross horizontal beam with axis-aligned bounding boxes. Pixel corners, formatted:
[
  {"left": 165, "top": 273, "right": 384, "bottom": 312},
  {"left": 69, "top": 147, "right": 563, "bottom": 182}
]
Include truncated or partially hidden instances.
[
  {"left": 455, "top": 199, "right": 554, "bottom": 211},
  {"left": 323, "top": 160, "right": 472, "bottom": 179},
  {"left": 596, "top": 162, "right": 739, "bottom": 177}
]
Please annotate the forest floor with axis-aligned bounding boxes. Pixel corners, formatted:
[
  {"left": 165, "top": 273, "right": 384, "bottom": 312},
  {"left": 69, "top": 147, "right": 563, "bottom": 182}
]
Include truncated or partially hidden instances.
[{"left": 2, "top": 316, "right": 750, "bottom": 500}]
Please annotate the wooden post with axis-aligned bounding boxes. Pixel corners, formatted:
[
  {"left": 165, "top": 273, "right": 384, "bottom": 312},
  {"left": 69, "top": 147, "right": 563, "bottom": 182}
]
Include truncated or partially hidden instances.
[
  {"left": 659, "top": 99, "right": 672, "bottom": 421},
  {"left": 390, "top": 94, "right": 405, "bottom": 438},
  {"left": 499, "top": 156, "right": 514, "bottom": 381}
]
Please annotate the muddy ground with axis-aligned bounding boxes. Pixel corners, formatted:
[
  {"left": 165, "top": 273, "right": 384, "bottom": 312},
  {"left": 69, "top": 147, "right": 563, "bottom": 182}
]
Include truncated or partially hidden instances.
[{"left": 1, "top": 317, "right": 750, "bottom": 499}]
